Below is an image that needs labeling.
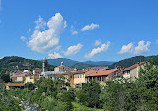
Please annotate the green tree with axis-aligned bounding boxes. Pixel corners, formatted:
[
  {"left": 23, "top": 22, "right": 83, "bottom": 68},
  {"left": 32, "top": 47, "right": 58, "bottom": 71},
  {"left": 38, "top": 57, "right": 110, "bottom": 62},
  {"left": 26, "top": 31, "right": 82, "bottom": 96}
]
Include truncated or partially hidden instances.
[
  {"left": 137, "top": 62, "right": 158, "bottom": 110},
  {"left": 0, "top": 80, "right": 22, "bottom": 111},
  {"left": 0, "top": 74, "right": 10, "bottom": 82},
  {"left": 25, "top": 82, "right": 36, "bottom": 90},
  {"left": 76, "top": 81, "right": 101, "bottom": 108}
]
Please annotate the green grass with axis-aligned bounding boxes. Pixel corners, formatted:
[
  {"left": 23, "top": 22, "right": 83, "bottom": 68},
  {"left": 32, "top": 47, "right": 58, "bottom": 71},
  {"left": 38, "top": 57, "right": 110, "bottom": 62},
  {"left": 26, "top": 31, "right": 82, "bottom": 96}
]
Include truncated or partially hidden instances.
[{"left": 72, "top": 102, "right": 104, "bottom": 111}]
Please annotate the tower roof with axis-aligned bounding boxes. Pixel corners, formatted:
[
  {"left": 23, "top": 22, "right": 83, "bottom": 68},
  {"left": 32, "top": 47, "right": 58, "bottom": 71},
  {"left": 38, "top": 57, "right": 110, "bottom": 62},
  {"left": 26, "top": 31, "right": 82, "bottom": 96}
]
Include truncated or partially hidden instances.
[{"left": 43, "top": 57, "right": 47, "bottom": 62}]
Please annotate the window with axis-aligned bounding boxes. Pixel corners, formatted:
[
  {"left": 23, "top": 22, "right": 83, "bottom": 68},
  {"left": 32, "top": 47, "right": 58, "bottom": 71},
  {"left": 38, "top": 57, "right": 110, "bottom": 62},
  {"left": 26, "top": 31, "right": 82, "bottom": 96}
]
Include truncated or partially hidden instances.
[{"left": 127, "top": 70, "right": 130, "bottom": 74}]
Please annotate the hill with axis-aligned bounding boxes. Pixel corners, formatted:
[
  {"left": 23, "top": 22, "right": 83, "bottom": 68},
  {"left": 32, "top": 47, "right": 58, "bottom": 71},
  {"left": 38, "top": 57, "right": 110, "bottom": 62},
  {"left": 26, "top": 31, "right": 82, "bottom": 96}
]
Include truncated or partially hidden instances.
[
  {"left": 46, "top": 58, "right": 79, "bottom": 66},
  {"left": 0, "top": 56, "right": 55, "bottom": 75},
  {"left": 44, "top": 58, "right": 114, "bottom": 67},
  {"left": 73, "top": 63, "right": 100, "bottom": 70},
  {"left": 109, "top": 55, "right": 158, "bottom": 68},
  {"left": 83, "top": 60, "right": 114, "bottom": 65}
]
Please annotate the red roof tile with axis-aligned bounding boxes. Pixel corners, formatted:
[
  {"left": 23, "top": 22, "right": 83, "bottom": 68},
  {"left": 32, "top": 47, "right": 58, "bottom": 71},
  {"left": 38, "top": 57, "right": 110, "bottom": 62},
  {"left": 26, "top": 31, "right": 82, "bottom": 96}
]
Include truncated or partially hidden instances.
[
  {"left": 124, "top": 62, "right": 145, "bottom": 71},
  {"left": 11, "top": 73, "right": 27, "bottom": 77},
  {"left": 5, "top": 83, "right": 24, "bottom": 86},
  {"left": 86, "top": 69, "right": 117, "bottom": 77}
]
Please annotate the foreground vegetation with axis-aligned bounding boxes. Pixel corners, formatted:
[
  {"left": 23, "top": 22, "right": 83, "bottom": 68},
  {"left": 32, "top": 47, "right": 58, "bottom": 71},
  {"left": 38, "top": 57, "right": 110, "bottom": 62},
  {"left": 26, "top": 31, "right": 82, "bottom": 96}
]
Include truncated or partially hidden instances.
[
  {"left": 1, "top": 61, "right": 158, "bottom": 111},
  {"left": 0, "top": 80, "right": 23, "bottom": 111}
]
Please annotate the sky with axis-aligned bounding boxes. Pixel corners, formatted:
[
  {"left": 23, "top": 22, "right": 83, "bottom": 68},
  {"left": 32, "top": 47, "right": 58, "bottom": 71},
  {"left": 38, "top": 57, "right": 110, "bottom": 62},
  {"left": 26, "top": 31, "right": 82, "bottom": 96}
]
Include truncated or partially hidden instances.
[{"left": 0, "top": 0, "right": 158, "bottom": 62}]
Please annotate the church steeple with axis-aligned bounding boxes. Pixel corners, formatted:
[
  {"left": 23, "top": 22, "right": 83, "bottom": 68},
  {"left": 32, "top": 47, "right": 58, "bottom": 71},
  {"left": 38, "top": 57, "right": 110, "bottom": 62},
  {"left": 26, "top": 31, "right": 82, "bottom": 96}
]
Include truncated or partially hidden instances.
[{"left": 42, "top": 57, "right": 48, "bottom": 72}]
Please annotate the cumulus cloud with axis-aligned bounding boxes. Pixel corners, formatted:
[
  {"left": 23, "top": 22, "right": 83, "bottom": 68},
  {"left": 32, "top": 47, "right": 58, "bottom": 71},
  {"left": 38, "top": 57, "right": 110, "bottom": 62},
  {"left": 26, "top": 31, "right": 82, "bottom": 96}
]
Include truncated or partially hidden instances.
[
  {"left": 118, "top": 42, "right": 134, "bottom": 54},
  {"left": 95, "top": 40, "right": 101, "bottom": 46},
  {"left": 156, "top": 40, "right": 158, "bottom": 44},
  {"left": 71, "top": 25, "right": 78, "bottom": 35},
  {"left": 85, "top": 41, "right": 110, "bottom": 58},
  {"left": 72, "top": 31, "right": 78, "bottom": 35},
  {"left": 119, "top": 41, "right": 151, "bottom": 55},
  {"left": 64, "top": 43, "right": 83, "bottom": 56},
  {"left": 48, "top": 52, "right": 63, "bottom": 59},
  {"left": 134, "top": 41, "right": 151, "bottom": 54},
  {"left": 27, "top": 13, "right": 66, "bottom": 53},
  {"left": 81, "top": 23, "right": 99, "bottom": 31},
  {"left": 20, "top": 36, "right": 27, "bottom": 41},
  {"left": 0, "top": 57, "right": 3, "bottom": 59}
]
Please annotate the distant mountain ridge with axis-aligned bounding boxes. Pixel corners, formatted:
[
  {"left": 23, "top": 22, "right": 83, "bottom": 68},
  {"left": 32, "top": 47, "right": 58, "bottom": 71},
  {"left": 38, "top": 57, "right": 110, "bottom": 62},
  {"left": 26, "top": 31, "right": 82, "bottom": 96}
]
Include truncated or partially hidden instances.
[
  {"left": 43, "top": 58, "right": 115, "bottom": 67},
  {"left": 109, "top": 55, "right": 158, "bottom": 68},
  {"left": 83, "top": 61, "right": 114, "bottom": 66},
  {"left": 46, "top": 58, "right": 79, "bottom": 66}
]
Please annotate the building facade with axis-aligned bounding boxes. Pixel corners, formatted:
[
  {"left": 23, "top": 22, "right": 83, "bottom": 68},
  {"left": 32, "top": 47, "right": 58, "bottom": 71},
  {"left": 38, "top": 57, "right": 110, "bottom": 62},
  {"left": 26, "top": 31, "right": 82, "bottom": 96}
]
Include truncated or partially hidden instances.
[{"left": 123, "top": 62, "right": 145, "bottom": 81}]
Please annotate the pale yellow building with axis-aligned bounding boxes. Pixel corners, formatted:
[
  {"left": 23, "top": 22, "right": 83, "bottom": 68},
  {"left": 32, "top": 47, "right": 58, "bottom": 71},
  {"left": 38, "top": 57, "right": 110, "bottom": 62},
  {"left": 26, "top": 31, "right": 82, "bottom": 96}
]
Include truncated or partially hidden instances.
[
  {"left": 74, "top": 72, "right": 85, "bottom": 86},
  {"left": 123, "top": 62, "right": 145, "bottom": 81}
]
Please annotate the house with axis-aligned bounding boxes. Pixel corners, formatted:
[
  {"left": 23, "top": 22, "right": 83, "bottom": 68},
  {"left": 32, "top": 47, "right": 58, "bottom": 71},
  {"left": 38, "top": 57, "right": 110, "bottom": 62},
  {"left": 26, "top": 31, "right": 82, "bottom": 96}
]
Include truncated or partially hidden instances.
[
  {"left": 72, "top": 70, "right": 85, "bottom": 87},
  {"left": 33, "top": 68, "right": 42, "bottom": 74},
  {"left": 123, "top": 62, "right": 145, "bottom": 81},
  {"left": 24, "top": 73, "right": 40, "bottom": 84},
  {"left": 54, "top": 62, "right": 73, "bottom": 72},
  {"left": 5, "top": 83, "right": 24, "bottom": 90},
  {"left": 40, "top": 71, "right": 65, "bottom": 80},
  {"left": 11, "top": 73, "right": 27, "bottom": 82},
  {"left": 86, "top": 69, "right": 118, "bottom": 82}
]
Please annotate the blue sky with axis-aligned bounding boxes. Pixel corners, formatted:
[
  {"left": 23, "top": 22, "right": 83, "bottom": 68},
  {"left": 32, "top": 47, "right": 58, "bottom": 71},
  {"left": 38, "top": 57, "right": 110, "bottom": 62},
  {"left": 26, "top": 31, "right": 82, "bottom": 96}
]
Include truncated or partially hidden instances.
[{"left": 0, "top": 0, "right": 158, "bottom": 62}]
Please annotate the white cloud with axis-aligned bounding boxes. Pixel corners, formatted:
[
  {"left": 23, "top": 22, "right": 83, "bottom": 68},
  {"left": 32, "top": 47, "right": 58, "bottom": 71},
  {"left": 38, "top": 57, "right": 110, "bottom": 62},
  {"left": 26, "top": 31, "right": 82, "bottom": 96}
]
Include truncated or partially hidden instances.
[
  {"left": 34, "top": 16, "right": 46, "bottom": 30},
  {"left": 64, "top": 43, "right": 83, "bottom": 56},
  {"left": 95, "top": 40, "right": 101, "bottom": 46},
  {"left": 119, "top": 41, "right": 151, "bottom": 55},
  {"left": 156, "top": 40, "right": 158, "bottom": 44},
  {"left": 71, "top": 25, "right": 78, "bottom": 35},
  {"left": 85, "top": 41, "right": 110, "bottom": 58},
  {"left": 118, "top": 42, "right": 134, "bottom": 54},
  {"left": 72, "top": 31, "right": 78, "bottom": 35},
  {"left": 81, "top": 23, "right": 99, "bottom": 31},
  {"left": 48, "top": 52, "right": 63, "bottom": 59},
  {"left": 0, "top": 57, "right": 3, "bottom": 59},
  {"left": 20, "top": 36, "right": 27, "bottom": 41},
  {"left": 27, "top": 13, "right": 66, "bottom": 53},
  {"left": 134, "top": 41, "right": 151, "bottom": 55}
]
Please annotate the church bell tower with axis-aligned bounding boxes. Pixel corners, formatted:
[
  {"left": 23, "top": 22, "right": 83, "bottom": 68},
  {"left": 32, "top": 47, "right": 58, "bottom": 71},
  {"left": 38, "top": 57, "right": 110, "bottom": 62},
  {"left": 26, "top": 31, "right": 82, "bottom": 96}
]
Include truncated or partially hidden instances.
[{"left": 42, "top": 57, "right": 48, "bottom": 72}]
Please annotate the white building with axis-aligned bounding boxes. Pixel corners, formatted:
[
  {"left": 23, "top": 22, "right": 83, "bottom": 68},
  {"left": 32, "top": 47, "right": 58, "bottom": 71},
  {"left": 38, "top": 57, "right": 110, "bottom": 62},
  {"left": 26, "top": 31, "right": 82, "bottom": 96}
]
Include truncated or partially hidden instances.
[{"left": 123, "top": 62, "right": 145, "bottom": 81}]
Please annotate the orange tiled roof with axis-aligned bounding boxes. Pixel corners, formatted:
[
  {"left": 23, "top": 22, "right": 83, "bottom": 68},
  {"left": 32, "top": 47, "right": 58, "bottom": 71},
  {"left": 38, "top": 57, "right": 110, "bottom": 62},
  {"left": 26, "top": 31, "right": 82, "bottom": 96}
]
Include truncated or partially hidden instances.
[
  {"left": 86, "top": 69, "right": 117, "bottom": 77},
  {"left": 5, "top": 83, "right": 24, "bottom": 86},
  {"left": 11, "top": 73, "right": 27, "bottom": 77},
  {"left": 124, "top": 62, "right": 145, "bottom": 71}
]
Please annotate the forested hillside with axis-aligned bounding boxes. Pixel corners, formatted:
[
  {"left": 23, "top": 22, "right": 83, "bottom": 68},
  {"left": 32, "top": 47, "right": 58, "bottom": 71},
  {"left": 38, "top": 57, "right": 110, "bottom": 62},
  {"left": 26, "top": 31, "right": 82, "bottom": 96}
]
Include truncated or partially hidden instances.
[
  {"left": 110, "top": 55, "right": 158, "bottom": 68},
  {"left": 73, "top": 63, "right": 100, "bottom": 70},
  {"left": 0, "top": 56, "right": 55, "bottom": 75}
]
